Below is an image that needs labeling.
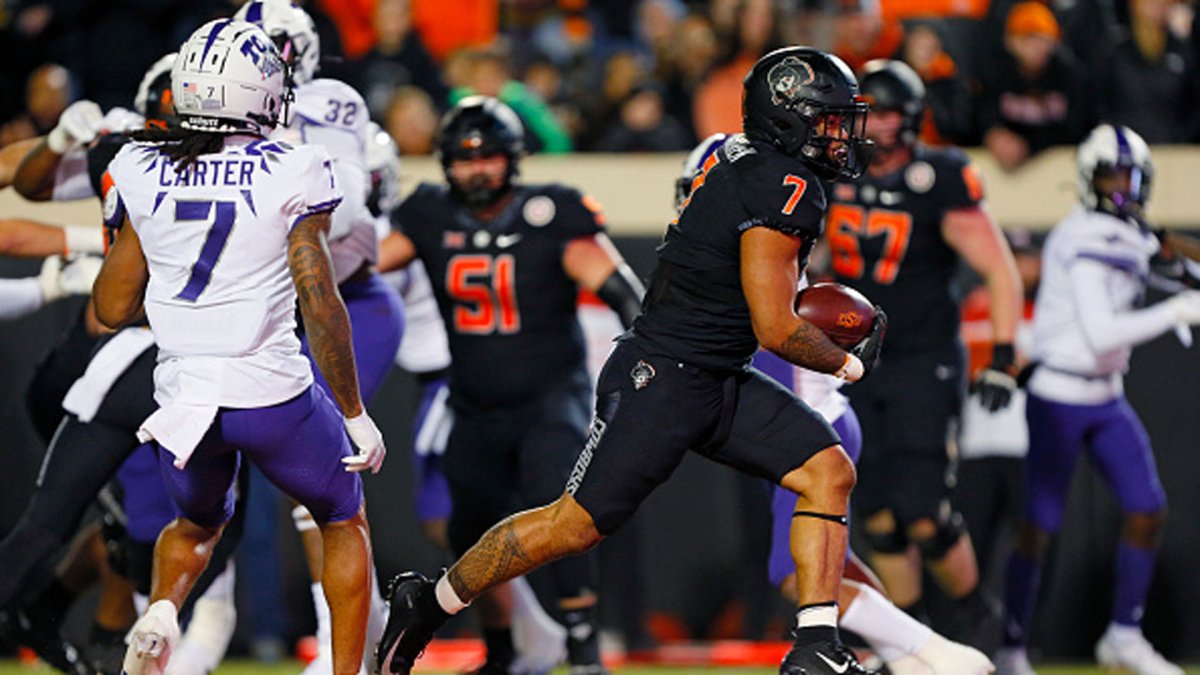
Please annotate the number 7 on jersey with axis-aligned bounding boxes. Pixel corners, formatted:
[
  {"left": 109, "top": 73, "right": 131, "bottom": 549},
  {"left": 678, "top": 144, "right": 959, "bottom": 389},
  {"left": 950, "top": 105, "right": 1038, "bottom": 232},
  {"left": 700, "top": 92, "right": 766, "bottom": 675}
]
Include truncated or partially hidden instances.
[{"left": 175, "top": 200, "right": 236, "bottom": 302}]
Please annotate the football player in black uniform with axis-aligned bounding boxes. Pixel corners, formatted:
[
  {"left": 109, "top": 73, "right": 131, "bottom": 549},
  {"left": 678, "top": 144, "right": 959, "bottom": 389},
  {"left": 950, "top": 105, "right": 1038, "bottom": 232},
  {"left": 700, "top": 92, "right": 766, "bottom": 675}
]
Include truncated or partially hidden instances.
[
  {"left": 824, "top": 60, "right": 1022, "bottom": 651},
  {"left": 376, "top": 48, "right": 886, "bottom": 675},
  {"left": 377, "top": 95, "right": 643, "bottom": 675}
]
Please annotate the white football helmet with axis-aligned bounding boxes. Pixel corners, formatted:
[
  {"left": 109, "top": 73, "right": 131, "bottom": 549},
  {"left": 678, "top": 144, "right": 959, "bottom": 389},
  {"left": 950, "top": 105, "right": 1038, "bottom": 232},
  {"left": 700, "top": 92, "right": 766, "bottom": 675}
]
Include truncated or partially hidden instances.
[
  {"left": 1076, "top": 123, "right": 1153, "bottom": 215},
  {"left": 134, "top": 52, "right": 177, "bottom": 119},
  {"left": 366, "top": 121, "right": 402, "bottom": 217},
  {"left": 675, "top": 132, "right": 727, "bottom": 212},
  {"left": 235, "top": 0, "right": 321, "bottom": 85},
  {"left": 173, "top": 20, "right": 287, "bottom": 135}
]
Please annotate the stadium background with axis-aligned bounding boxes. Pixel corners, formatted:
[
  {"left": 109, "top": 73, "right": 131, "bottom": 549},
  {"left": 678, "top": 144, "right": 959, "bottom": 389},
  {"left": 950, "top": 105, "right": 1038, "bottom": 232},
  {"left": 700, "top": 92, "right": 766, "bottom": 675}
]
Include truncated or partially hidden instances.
[{"left": 3, "top": 149, "right": 1200, "bottom": 663}]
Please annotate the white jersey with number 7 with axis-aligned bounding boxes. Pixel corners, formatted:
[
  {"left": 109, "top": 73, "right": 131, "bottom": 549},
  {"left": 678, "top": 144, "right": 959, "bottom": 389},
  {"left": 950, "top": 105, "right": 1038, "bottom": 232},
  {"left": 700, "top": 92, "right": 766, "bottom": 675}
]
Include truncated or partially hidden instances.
[{"left": 104, "top": 136, "right": 343, "bottom": 408}]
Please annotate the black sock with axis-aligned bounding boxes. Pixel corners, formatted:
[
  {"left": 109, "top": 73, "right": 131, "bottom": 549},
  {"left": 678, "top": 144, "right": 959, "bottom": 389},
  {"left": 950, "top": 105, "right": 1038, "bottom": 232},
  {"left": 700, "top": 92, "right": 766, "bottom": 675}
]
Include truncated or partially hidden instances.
[
  {"left": 482, "top": 627, "right": 514, "bottom": 667},
  {"left": 561, "top": 606, "right": 602, "bottom": 667}
]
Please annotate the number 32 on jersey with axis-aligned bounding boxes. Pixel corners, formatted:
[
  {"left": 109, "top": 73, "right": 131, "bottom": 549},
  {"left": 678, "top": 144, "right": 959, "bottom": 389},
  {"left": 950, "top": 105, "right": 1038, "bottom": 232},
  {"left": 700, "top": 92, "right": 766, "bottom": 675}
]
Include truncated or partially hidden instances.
[
  {"left": 446, "top": 254, "right": 520, "bottom": 334},
  {"left": 826, "top": 204, "right": 914, "bottom": 285}
]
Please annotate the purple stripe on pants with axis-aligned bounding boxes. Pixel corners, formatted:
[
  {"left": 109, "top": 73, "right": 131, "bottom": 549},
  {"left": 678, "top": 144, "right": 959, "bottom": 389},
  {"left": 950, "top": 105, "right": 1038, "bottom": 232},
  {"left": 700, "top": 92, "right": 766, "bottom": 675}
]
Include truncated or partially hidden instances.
[
  {"left": 303, "top": 273, "right": 404, "bottom": 405},
  {"left": 1024, "top": 393, "right": 1166, "bottom": 533},
  {"left": 768, "top": 408, "right": 862, "bottom": 586},
  {"left": 116, "top": 443, "right": 177, "bottom": 543},
  {"left": 157, "top": 385, "right": 362, "bottom": 527}
]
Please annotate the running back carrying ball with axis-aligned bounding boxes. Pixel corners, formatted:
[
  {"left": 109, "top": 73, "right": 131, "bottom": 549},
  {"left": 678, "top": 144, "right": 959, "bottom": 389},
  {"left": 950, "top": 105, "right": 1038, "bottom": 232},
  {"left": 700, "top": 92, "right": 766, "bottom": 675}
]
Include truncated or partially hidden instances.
[{"left": 794, "top": 282, "right": 877, "bottom": 349}]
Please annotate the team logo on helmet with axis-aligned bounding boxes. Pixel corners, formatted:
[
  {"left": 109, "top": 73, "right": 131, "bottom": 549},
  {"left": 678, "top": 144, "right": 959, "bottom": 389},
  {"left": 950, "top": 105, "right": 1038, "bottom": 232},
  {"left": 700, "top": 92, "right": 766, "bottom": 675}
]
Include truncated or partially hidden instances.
[{"left": 767, "top": 56, "right": 816, "bottom": 107}]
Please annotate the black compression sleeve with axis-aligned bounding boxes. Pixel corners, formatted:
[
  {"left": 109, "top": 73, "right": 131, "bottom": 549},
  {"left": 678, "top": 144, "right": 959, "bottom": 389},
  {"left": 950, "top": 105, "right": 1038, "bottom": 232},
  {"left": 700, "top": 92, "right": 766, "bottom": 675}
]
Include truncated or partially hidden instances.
[{"left": 596, "top": 265, "right": 645, "bottom": 329}]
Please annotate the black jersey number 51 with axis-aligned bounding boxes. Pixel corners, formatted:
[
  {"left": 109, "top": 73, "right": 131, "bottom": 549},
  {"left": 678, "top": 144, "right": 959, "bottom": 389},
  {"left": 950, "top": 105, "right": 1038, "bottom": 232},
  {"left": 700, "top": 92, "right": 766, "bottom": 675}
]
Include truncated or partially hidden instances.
[{"left": 446, "top": 253, "right": 521, "bottom": 335}]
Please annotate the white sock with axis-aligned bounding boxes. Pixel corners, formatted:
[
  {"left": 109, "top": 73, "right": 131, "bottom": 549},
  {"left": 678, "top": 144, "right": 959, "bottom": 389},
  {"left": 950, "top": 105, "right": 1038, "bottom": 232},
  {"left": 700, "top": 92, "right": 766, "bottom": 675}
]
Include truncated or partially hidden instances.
[
  {"left": 841, "top": 585, "right": 932, "bottom": 661},
  {"left": 312, "top": 582, "right": 332, "bottom": 648},
  {"left": 797, "top": 603, "right": 838, "bottom": 629},
  {"left": 183, "top": 563, "right": 236, "bottom": 666},
  {"left": 134, "top": 592, "right": 150, "bottom": 617},
  {"left": 509, "top": 576, "right": 566, "bottom": 667},
  {"left": 434, "top": 574, "right": 469, "bottom": 614},
  {"left": 363, "top": 571, "right": 388, "bottom": 671}
]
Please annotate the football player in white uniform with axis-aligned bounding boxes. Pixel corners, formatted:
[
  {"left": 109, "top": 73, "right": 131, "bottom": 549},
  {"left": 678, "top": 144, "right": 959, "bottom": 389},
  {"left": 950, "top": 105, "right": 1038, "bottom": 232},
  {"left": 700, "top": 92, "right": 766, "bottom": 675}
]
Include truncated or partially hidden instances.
[
  {"left": 92, "top": 20, "right": 385, "bottom": 675},
  {"left": 996, "top": 125, "right": 1200, "bottom": 675},
  {"left": 232, "top": 4, "right": 403, "bottom": 671}
]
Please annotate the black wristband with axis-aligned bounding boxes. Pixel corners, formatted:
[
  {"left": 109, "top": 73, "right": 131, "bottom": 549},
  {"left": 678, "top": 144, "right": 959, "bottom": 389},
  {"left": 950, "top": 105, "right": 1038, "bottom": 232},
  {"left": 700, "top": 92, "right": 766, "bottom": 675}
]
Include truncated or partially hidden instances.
[
  {"left": 991, "top": 343, "right": 1015, "bottom": 373},
  {"left": 596, "top": 266, "right": 645, "bottom": 329}
]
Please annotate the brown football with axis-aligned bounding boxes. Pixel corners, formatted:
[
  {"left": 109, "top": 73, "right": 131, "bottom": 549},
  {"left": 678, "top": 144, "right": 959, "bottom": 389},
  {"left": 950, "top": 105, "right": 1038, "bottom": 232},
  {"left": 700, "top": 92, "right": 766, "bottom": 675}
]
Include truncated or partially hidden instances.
[{"left": 794, "top": 282, "right": 877, "bottom": 349}]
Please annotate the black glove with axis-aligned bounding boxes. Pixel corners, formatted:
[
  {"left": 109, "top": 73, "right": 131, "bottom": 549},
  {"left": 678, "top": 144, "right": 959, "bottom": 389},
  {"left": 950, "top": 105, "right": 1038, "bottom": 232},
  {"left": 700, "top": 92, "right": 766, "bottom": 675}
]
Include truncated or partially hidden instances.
[
  {"left": 850, "top": 306, "right": 887, "bottom": 380},
  {"left": 972, "top": 343, "right": 1018, "bottom": 412}
]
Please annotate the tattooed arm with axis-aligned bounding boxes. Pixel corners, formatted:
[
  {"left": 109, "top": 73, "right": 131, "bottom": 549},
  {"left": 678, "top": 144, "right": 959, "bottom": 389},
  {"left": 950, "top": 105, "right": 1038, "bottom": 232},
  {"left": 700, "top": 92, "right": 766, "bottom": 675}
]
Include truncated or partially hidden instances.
[
  {"left": 288, "top": 212, "right": 364, "bottom": 418},
  {"left": 740, "top": 226, "right": 861, "bottom": 379}
]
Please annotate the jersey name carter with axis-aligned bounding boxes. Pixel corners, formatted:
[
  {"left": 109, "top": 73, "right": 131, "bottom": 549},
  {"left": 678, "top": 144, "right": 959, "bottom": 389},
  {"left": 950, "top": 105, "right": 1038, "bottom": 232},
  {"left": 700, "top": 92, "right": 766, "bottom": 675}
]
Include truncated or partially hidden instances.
[{"left": 106, "top": 137, "right": 342, "bottom": 408}]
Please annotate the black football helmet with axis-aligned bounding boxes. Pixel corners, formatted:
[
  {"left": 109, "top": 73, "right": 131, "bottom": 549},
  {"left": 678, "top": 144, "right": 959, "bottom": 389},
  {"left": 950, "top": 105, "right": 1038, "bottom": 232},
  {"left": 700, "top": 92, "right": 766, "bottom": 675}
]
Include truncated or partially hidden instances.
[
  {"left": 436, "top": 96, "right": 526, "bottom": 208},
  {"left": 742, "top": 46, "right": 873, "bottom": 180},
  {"left": 859, "top": 59, "right": 925, "bottom": 151}
]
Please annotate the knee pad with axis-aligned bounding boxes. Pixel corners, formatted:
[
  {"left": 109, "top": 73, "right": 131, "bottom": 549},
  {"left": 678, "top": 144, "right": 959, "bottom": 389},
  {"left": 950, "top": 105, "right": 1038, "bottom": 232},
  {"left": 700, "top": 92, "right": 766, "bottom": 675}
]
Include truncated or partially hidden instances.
[
  {"left": 914, "top": 509, "right": 966, "bottom": 560},
  {"left": 865, "top": 523, "right": 908, "bottom": 554}
]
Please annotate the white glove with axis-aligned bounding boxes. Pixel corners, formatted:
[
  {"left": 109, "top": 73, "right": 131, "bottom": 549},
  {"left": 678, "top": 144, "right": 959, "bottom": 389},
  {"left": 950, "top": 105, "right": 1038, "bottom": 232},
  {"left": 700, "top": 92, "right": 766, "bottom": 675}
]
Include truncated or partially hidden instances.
[
  {"left": 46, "top": 99, "right": 103, "bottom": 153},
  {"left": 37, "top": 254, "right": 103, "bottom": 302},
  {"left": 342, "top": 412, "right": 386, "bottom": 474},
  {"left": 1167, "top": 290, "right": 1200, "bottom": 324}
]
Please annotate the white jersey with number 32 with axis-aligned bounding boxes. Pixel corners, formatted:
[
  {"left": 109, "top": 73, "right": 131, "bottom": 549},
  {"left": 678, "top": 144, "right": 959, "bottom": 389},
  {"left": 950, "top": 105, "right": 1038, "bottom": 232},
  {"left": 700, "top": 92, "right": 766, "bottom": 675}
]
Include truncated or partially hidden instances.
[
  {"left": 274, "top": 78, "right": 376, "bottom": 281},
  {"left": 105, "top": 136, "right": 343, "bottom": 408}
]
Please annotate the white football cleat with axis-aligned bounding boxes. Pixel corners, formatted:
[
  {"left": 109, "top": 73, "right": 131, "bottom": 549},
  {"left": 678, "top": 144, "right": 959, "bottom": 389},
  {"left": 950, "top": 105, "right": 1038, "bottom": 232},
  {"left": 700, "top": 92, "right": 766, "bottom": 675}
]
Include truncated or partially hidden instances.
[
  {"left": 122, "top": 600, "right": 180, "bottom": 675},
  {"left": 886, "top": 653, "right": 934, "bottom": 675},
  {"left": 994, "top": 646, "right": 1036, "bottom": 675},
  {"left": 1095, "top": 624, "right": 1183, "bottom": 675},
  {"left": 916, "top": 633, "right": 995, "bottom": 675}
]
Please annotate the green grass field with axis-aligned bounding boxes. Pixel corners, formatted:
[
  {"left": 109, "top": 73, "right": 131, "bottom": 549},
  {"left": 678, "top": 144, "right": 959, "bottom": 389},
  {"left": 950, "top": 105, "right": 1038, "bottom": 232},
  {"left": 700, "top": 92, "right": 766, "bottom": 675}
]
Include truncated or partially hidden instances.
[{"left": 3, "top": 664, "right": 1200, "bottom": 674}]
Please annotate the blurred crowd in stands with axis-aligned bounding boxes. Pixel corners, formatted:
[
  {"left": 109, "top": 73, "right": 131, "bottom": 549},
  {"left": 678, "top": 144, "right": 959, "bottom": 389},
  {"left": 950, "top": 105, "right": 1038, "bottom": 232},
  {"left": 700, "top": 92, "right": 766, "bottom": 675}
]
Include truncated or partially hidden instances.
[{"left": 1, "top": 0, "right": 1198, "bottom": 165}]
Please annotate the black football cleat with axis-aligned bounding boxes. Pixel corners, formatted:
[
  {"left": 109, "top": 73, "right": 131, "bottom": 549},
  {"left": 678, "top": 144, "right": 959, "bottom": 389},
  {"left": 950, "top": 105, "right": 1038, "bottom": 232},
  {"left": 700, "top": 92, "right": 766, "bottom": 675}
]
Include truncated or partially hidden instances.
[
  {"left": 780, "top": 639, "right": 876, "bottom": 675},
  {"left": 0, "top": 606, "right": 95, "bottom": 674},
  {"left": 375, "top": 571, "right": 448, "bottom": 675}
]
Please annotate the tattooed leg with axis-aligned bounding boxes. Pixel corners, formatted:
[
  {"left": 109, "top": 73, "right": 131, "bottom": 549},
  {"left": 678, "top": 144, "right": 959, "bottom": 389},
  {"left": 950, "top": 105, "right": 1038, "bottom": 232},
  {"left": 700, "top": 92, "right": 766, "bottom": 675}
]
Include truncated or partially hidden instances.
[{"left": 447, "top": 493, "right": 602, "bottom": 603}]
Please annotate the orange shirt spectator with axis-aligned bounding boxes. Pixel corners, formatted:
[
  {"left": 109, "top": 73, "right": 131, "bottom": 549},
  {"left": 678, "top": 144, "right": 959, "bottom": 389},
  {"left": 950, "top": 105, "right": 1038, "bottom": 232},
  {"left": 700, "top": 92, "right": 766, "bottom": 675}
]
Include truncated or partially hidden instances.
[
  {"left": 882, "top": 0, "right": 988, "bottom": 22},
  {"left": 318, "top": 0, "right": 378, "bottom": 60},
  {"left": 691, "top": 53, "right": 755, "bottom": 138},
  {"left": 411, "top": 0, "right": 499, "bottom": 63}
]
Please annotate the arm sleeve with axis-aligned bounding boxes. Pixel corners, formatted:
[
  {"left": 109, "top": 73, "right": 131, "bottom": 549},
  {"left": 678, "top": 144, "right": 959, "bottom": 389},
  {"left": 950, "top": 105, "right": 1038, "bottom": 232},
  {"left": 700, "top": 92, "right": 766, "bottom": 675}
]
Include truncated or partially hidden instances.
[
  {"left": 1069, "top": 257, "right": 1178, "bottom": 353},
  {"left": 0, "top": 277, "right": 45, "bottom": 320}
]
